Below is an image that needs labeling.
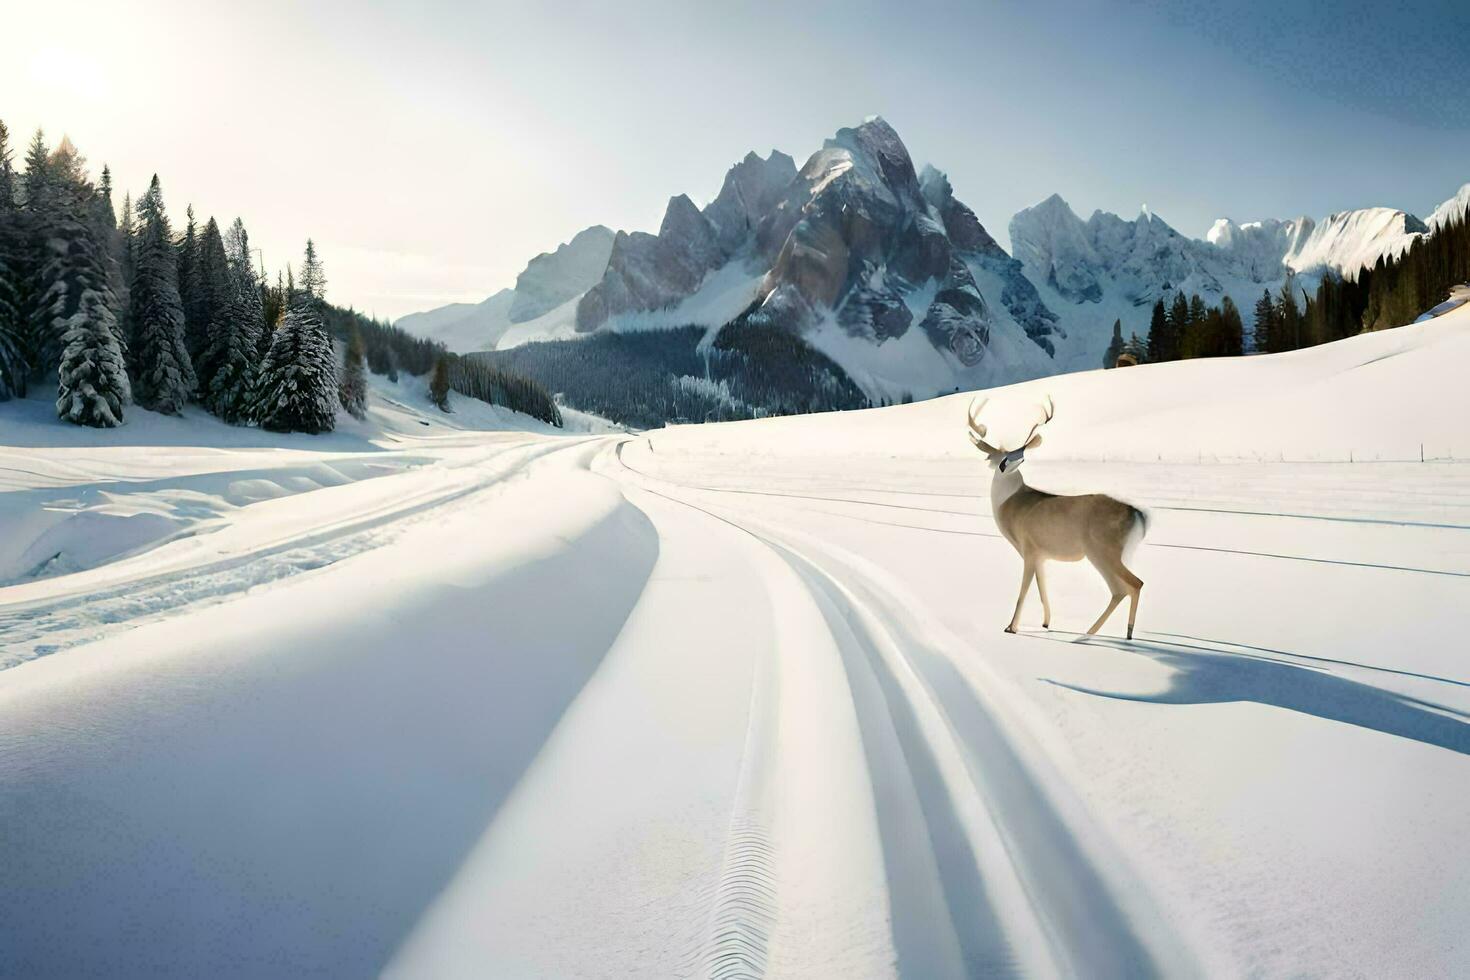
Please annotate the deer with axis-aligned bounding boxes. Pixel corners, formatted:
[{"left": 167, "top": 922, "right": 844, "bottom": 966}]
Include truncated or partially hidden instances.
[{"left": 967, "top": 395, "right": 1148, "bottom": 639}]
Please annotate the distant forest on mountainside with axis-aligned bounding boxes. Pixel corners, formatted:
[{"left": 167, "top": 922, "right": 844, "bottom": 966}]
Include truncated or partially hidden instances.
[{"left": 474, "top": 313, "right": 871, "bottom": 429}]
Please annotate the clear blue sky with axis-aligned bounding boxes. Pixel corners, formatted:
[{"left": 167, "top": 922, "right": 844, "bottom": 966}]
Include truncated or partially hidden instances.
[{"left": 7, "top": 0, "right": 1468, "bottom": 318}]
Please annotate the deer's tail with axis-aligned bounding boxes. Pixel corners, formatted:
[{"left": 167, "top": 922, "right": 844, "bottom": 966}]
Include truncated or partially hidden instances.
[{"left": 1123, "top": 506, "right": 1149, "bottom": 563}]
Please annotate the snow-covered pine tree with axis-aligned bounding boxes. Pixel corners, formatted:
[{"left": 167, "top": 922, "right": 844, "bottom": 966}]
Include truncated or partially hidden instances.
[
  {"left": 300, "top": 239, "right": 325, "bottom": 301},
  {"left": 0, "top": 119, "right": 27, "bottom": 399},
  {"left": 253, "top": 241, "right": 337, "bottom": 433},
  {"left": 21, "top": 129, "right": 58, "bottom": 379},
  {"left": 27, "top": 134, "right": 131, "bottom": 424},
  {"left": 116, "top": 190, "right": 136, "bottom": 347},
  {"left": 177, "top": 205, "right": 205, "bottom": 363},
  {"left": 338, "top": 325, "right": 367, "bottom": 420},
  {"left": 201, "top": 219, "right": 265, "bottom": 423},
  {"left": 93, "top": 165, "right": 126, "bottom": 320},
  {"left": 56, "top": 286, "right": 129, "bottom": 426},
  {"left": 192, "top": 217, "right": 234, "bottom": 397},
  {"left": 128, "top": 176, "right": 195, "bottom": 414}
]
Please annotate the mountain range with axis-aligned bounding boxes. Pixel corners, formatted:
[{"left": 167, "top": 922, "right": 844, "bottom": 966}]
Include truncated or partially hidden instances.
[{"left": 399, "top": 116, "right": 1467, "bottom": 405}]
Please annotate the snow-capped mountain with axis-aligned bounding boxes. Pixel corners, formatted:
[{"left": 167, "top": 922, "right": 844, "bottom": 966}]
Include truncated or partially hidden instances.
[
  {"left": 561, "top": 118, "right": 1062, "bottom": 400},
  {"left": 1010, "top": 185, "right": 1464, "bottom": 369},
  {"left": 1282, "top": 208, "right": 1426, "bottom": 275},
  {"left": 400, "top": 117, "right": 1468, "bottom": 402},
  {"left": 575, "top": 151, "right": 796, "bottom": 332},
  {"left": 1428, "top": 182, "right": 1470, "bottom": 232},
  {"left": 396, "top": 227, "right": 614, "bottom": 351}
]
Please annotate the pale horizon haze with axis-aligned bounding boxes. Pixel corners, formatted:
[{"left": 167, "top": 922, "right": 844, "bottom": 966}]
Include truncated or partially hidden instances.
[{"left": 7, "top": 0, "right": 1469, "bottom": 320}]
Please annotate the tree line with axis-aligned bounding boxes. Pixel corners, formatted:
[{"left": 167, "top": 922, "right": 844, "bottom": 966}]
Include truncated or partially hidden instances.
[
  {"left": 477, "top": 311, "right": 869, "bottom": 429},
  {"left": 1134, "top": 292, "right": 1246, "bottom": 366},
  {"left": 0, "top": 120, "right": 559, "bottom": 430}
]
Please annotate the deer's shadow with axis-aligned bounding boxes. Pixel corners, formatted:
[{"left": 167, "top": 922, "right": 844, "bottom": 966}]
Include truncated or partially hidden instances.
[{"left": 1037, "top": 632, "right": 1470, "bottom": 756}]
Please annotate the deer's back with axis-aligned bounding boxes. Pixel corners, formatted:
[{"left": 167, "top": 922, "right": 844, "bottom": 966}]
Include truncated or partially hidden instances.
[{"left": 998, "top": 489, "right": 1138, "bottom": 561}]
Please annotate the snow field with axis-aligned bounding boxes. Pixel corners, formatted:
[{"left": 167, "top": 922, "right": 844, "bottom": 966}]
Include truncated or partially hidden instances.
[{"left": 1, "top": 304, "right": 1468, "bottom": 976}]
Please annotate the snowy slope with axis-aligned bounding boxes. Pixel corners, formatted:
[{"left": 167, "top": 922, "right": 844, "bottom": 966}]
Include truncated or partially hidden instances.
[
  {"left": 0, "top": 371, "right": 600, "bottom": 623},
  {"left": 1429, "top": 181, "right": 1470, "bottom": 231},
  {"left": 1284, "top": 206, "right": 1427, "bottom": 274},
  {"left": 2, "top": 304, "right": 1467, "bottom": 976}
]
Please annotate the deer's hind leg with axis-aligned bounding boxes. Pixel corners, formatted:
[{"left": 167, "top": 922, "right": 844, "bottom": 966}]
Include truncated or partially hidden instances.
[{"left": 1089, "top": 551, "right": 1143, "bottom": 639}]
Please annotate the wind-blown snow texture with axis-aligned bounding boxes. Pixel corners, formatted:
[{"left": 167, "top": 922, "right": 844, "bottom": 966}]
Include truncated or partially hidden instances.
[{"left": 2, "top": 304, "right": 1468, "bottom": 977}]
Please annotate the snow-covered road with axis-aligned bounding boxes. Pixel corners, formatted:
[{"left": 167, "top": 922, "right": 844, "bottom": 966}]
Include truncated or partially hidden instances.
[{"left": 3, "top": 313, "right": 1469, "bottom": 977}]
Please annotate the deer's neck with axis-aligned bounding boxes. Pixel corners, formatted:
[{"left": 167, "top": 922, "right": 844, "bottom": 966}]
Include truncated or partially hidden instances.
[{"left": 990, "top": 467, "right": 1027, "bottom": 516}]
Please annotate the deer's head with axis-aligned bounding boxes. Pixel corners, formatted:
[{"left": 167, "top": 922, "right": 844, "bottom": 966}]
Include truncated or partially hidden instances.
[{"left": 967, "top": 395, "right": 1053, "bottom": 474}]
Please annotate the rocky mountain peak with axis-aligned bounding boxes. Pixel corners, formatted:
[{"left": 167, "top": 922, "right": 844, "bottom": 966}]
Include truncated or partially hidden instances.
[
  {"left": 508, "top": 224, "right": 615, "bottom": 324},
  {"left": 704, "top": 150, "right": 798, "bottom": 254}
]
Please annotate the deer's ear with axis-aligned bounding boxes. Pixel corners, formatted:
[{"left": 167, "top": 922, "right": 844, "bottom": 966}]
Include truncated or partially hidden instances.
[{"left": 1025, "top": 432, "right": 1043, "bottom": 451}]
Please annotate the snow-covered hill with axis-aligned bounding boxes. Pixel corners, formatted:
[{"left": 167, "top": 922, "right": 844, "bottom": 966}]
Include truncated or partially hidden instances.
[
  {"left": 2, "top": 303, "right": 1466, "bottom": 976},
  {"left": 0, "top": 370, "right": 610, "bottom": 602}
]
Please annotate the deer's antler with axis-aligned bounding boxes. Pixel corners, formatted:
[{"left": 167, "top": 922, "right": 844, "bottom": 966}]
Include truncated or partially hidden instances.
[
  {"left": 1021, "top": 394, "right": 1054, "bottom": 447},
  {"left": 967, "top": 398, "right": 1001, "bottom": 455}
]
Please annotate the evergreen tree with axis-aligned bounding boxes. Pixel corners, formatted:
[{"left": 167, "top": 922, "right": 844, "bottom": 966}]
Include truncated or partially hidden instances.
[
  {"left": 177, "top": 206, "right": 205, "bottom": 362},
  {"left": 200, "top": 219, "right": 265, "bottom": 423},
  {"left": 55, "top": 287, "right": 129, "bottom": 426},
  {"left": 1275, "top": 275, "right": 1302, "bottom": 352},
  {"left": 1145, "top": 298, "right": 1167, "bottom": 363},
  {"left": 1252, "top": 289, "right": 1276, "bottom": 353},
  {"left": 429, "top": 353, "right": 451, "bottom": 411},
  {"left": 1220, "top": 295, "right": 1244, "bottom": 357},
  {"left": 299, "top": 239, "right": 325, "bottom": 307},
  {"left": 25, "top": 133, "right": 131, "bottom": 423},
  {"left": 21, "top": 129, "right": 58, "bottom": 377},
  {"left": 254, "top": 241, "right": 337, "bottom": 433},
  {"left": 1103, "top": 318, "right": 1123, "bottom": 368},
  {"left": 338, "top": 324, "right": 367, "bottom": 419},
  {"left": 116, "top": 189, "right": 135, "bottom": 339},
  {"left": 1188, "top": 294, "right": 1207, "bottom": 328},
  {"left": 93, "top": 165, "right": 125, "bottom": 319},
  {"left": 0, "top": 119, "right": 14, "bottom": 208},
  {"left": 0, "top": 119, "right": 26, "bottom": 398},
  {"left": 192, "top": 217, "right": 233, "bottom": 395},
  {"left": 128, "top": 176, "right": 195, "bottom": 414},
  {"left": 1157, "top": 292, "right": 1188, "bottom": 361},
  {"left": 261, "top": 269, "right": 286, "bottom": 360}
]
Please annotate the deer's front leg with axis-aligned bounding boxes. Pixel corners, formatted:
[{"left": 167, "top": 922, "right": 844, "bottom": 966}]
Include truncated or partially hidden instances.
[
  {"left": 1034, "top": 561, "right": 1052, "bottom": 629},
  {"left": 1006, "top": 560, "right": 1035, "bottom": 634}
]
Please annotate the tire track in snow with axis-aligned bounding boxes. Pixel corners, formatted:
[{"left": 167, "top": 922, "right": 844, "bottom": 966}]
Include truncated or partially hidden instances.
[
  {"left": 687, "top": 634, "right": 779, "bottom": 980},
  {"left": 612, "top": 457, "right": 900, "bottom": 978},
  {"left": 741, "top": 519, "right": 1186, "bottom": 978},
  {"left": 689, "top": 820, "right": 777, "bottom": 980},
  {"left": 0, "top": 437, "right": 600, "bottom": 668},
  {"left": 625, "top": 478, "right": 1009, "bottom": 978},
  {"left": 616, "top": 448, "right": 1185, "bottom": 977}
]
